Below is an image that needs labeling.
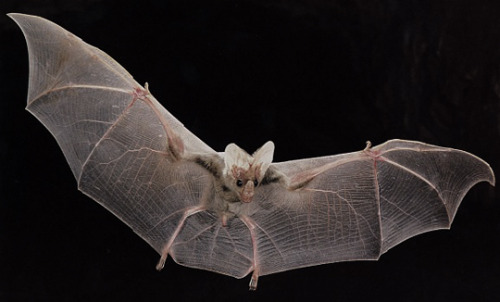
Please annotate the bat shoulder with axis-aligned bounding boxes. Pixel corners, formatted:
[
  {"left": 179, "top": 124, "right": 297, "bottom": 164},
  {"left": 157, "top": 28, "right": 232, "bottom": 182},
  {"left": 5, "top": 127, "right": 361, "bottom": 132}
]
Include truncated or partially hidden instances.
[
  {"left": 260, "top": 165, "right": 289, "bottom": 187},
  {"left": 187, "top": 153, "right": 225, "bottom": 179}
]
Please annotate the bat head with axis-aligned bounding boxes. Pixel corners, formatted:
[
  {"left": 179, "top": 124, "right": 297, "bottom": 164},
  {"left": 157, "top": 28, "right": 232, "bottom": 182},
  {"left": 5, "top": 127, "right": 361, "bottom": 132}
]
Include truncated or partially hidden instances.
[{"left": 223, "top": 141, "right": 274, "bottom": 203}]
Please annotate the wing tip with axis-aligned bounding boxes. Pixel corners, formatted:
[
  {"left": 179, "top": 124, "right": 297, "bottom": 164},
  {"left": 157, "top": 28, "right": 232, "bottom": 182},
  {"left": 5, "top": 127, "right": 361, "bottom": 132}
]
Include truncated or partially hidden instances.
[
  {"left": 7, "top": 12, "right": 37, "bottom": 24},
  {"left": 376, "top": 138, "right": 496, "bottom": 186},
  {"left": 485, "top": 165, "right": 496, "bottom": 187}
]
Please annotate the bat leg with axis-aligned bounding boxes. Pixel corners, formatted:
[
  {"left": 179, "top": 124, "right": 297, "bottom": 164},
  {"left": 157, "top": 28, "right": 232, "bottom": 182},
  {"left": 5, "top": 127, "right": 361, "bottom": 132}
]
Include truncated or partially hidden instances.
[
  {"left": 249, "top": 271, "right": 259, "bottom": 290},
  {"left": 240, "top": 215, "right": 261, "bottom": 290},
  {"left": 155, "top": 205, "right": 206, "bottom": 271}
]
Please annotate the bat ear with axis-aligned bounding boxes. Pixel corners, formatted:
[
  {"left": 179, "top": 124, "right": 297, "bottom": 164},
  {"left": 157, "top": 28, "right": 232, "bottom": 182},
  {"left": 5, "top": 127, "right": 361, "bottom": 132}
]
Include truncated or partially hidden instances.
[
  {"left": 224, "top": 143, "right": 252, "bottom": 176},
  {"left": 253, "top": 141, "right": 274, "bottom": 180}
]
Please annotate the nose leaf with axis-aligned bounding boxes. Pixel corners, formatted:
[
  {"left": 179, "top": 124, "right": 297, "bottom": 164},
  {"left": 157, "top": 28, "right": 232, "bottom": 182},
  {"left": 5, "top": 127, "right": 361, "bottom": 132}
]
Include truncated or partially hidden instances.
[{"left": 241, "top": 181, "right": 255, "bottom": 203}]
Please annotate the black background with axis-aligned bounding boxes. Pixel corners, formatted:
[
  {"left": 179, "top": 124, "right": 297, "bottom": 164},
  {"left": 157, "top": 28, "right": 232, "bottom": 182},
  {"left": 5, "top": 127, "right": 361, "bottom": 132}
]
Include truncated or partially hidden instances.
[{"left": 1, "top": 1, "right": 499, "bottom": 301}]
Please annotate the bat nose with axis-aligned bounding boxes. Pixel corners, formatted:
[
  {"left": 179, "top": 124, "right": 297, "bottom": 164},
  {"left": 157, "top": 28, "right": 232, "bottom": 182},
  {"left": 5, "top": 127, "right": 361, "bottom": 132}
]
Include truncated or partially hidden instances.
[{"left": 241, "top": 181, "right": 255, "bottom": 203}]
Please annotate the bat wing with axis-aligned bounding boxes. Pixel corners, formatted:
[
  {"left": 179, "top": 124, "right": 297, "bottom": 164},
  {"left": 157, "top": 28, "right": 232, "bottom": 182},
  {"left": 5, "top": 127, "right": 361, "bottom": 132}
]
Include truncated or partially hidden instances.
[
  {"left": 247, "top": 139, "right": 495, "bottom": 276},
  {"left": 10, "top": 13, "right": 222, "bottom": 264}
]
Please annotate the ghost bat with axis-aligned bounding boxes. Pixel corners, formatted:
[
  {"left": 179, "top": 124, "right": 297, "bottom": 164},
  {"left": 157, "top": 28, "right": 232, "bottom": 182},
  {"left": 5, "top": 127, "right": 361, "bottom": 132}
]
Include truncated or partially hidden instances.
[{"left": 10, "top": 13, "right": 495, "bottom": 290}]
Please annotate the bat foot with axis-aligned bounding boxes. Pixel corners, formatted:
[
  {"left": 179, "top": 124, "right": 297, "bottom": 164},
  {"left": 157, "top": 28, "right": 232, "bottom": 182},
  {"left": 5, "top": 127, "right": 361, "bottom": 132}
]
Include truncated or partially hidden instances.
[
  {"left": 155, "top": 253, "right": 168, "bottom": 271},
  {"left": 248, "top": 271, "right": 259, "bottom": 290}
]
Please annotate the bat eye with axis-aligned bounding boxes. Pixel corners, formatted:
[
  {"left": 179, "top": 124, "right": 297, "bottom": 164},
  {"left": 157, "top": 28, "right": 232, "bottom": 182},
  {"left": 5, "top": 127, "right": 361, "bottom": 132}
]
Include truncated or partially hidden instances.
[
  {"left": 236, "top": 179, "right": 243, "bottom": 187},
  {"left": 253, "top": 180, "right": 258, "bottom": 186}
]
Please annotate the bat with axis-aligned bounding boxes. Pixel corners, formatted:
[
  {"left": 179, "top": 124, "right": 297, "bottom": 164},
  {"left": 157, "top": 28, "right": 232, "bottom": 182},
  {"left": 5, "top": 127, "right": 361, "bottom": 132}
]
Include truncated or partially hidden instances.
[{"left": 10, "top": 13, "right": 495, "bottom": 290}]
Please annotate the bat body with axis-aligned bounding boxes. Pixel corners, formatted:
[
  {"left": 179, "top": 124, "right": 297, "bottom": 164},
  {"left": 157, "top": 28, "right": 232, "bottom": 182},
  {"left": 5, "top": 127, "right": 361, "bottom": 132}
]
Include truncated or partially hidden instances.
[{"left": 10, "top": 13, "right": 495, "bottom": 290}]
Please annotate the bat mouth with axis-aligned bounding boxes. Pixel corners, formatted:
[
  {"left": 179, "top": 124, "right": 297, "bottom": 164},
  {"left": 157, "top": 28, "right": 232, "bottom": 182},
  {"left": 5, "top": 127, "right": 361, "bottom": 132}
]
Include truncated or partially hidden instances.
[{"left": 240, "top": 192, "right": 254, "bottom": 203}]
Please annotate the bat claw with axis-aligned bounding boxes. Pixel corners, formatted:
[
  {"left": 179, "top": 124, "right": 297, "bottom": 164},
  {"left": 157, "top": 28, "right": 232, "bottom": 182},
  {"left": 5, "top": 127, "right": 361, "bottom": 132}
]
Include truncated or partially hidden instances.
[{"left": 364, "top": 140, "right": 372, "bottom": 151}]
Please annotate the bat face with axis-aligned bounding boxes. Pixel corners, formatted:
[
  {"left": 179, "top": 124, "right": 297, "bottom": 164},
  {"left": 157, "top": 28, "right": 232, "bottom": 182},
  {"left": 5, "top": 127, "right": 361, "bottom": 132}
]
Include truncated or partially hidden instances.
[
  {"left": 222, "top": 141, "right": 275, "bottom": 203},
  {"left": 9, "top": 13, "right": 495, "bottom": 291}
]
